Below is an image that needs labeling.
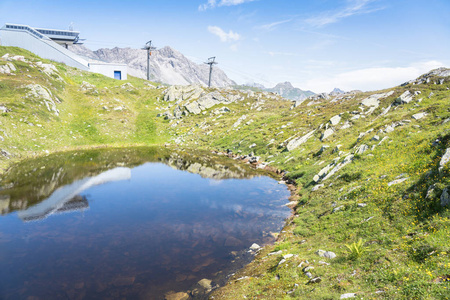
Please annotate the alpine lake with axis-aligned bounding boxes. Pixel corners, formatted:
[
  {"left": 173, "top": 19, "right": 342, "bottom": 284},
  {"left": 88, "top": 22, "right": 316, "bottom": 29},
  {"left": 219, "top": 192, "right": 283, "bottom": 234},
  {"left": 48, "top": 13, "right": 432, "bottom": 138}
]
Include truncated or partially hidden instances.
[{"left": 0, "top": 147, "right": 291, "bottom": 299}]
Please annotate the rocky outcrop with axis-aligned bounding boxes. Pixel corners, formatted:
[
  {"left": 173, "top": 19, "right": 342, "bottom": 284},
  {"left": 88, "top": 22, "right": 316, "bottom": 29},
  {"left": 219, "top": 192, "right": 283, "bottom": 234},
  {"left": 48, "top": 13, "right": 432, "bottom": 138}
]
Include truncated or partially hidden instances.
[
  {"left": 403, "top": 67, "right": 450, "bottom": 85},
  {"left": 394, "top": 91, "right": 413, "bottom": 105},
  {"left": 24, "top": 84, "right": 60, "bottom": 116}
]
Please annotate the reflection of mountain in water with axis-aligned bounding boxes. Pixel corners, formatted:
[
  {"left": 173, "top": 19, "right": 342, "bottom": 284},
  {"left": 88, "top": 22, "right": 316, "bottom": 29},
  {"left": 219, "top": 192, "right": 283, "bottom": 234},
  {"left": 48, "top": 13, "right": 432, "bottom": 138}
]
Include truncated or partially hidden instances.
[{"left": 17, "top": 167, "right": 131, "bottom": 222}]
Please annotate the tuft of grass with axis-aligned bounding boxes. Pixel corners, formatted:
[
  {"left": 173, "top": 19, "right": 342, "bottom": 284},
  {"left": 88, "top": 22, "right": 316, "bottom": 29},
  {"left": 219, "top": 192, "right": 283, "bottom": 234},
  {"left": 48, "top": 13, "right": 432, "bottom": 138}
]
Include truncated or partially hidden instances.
[{"left": 345, "top": 238, "right": 366, "bottom": 260}]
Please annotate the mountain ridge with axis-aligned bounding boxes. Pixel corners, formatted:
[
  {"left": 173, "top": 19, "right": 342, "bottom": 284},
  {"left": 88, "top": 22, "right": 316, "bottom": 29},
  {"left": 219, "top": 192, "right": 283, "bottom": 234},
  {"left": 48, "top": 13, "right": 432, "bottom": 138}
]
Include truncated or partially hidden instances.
[{"left": 69, "top": 44, "right": 235, "bottom": 87}]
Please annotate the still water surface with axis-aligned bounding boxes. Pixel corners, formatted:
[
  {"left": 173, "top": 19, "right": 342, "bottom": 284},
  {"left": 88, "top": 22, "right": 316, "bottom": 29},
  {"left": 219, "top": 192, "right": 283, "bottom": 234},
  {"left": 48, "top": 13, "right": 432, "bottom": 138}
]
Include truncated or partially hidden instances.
[{"left": 0, "top": 148, "right": 290, "bottom": 299}]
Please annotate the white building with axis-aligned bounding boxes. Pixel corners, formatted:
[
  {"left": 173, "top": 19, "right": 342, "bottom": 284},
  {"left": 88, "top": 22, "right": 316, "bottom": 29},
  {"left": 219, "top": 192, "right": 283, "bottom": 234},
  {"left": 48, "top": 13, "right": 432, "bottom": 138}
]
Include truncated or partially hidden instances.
[{"left": 0, "top": 23, "right": 127, "bottom": 80}]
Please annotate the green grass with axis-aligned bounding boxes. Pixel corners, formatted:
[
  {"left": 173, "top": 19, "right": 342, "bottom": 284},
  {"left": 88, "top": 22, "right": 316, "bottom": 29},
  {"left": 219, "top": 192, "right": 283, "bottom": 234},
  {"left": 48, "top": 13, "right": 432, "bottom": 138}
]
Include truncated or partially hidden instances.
[{"left": 0, "top": 45, "right": 449, "bottom": 299}]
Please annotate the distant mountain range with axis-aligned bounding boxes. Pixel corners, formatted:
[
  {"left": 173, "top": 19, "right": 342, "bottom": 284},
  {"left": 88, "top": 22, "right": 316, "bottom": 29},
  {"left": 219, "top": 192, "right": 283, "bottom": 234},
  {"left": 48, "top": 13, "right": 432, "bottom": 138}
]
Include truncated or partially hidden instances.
[
  {"left": 266, "top": 81, "right": 315, "bottom": 101},
  {"left": 68, "top": 45, "right": 235, "bottom": 87}
]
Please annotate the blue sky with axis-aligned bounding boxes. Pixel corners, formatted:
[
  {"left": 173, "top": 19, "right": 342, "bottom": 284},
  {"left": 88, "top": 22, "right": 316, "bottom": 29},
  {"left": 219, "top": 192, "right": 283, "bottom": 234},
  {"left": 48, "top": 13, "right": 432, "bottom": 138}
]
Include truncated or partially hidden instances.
[{"left": 1, "top": 0, "right": 449, "bottom": 92}]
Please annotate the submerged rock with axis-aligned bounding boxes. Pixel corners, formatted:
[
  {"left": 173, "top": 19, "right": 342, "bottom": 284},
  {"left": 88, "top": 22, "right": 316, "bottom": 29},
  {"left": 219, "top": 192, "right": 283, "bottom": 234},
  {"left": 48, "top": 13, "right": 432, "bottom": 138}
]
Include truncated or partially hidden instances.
[{"left": 441, "top": 187, "right": 450, "bottom": 207}]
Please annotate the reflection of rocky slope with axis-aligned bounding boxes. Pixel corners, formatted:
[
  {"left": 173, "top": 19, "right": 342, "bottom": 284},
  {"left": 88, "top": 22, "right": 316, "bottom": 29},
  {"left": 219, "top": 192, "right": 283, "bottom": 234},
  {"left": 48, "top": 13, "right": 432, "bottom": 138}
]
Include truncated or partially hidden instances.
[
  {"left": 17, "top": 167, "right": 131, "bottom": 221},
  {"left": 164, "top": 152, "right": 256, "bottom": 180}
]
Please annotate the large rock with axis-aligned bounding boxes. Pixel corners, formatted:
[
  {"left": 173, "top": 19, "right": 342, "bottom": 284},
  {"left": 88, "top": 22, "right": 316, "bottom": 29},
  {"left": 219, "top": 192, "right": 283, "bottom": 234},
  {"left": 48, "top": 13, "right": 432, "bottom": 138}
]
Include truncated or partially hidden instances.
[
  {"left": 329, "top": 115, "right": 341, "bottom": 125},
  {"left": 321, "top": 128, "right": 334, "bottom": 141},
  {"left": 184, "top": 101, "right": 201, "bottom": 114},
  {"left": 395, "top": 91, "right": 413, "bottom": 104},
  {"left": 286, "top": 130, "right": 316, "bottom": 151},
  {"left": 360, "top": 91, "right": 393, "bottom": 110},
  {"left": 439, "top": 148, "right": 450, "bottom": 172}
]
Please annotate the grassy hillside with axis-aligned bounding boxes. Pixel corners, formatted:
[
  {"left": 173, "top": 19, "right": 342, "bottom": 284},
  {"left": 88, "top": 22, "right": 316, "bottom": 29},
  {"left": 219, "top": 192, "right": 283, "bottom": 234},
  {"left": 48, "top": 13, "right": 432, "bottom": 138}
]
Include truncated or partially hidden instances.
[
  {"left": 1, "top": 46, "right": 449, "bottom": 299},
  {"left": 0, "top": 46, "right": 171, "bottom": 171}
]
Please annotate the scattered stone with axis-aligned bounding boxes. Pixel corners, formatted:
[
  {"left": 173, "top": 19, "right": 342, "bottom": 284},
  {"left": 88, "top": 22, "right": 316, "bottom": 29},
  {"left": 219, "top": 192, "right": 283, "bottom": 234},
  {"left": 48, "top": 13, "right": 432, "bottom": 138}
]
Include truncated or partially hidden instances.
[
  {"left": 305, "top": 272, "right": 313, "bottom": 279},
  {"left": 249, "top": 143, "right": 256, "bottom": 149},
  {"left": 318, "top": 261, "right": 330, "bottom": 266},
  {"left": 268, "top": 250, "right": 282, "bottom": 256},
  {"left": 283, "top": 254, "right": 294, "bottom": 259},
  {"left": 307, "top": 277, "right": 322, "bottom": 284},
  {"left": 316, "top": 250, "right": 336, "bottom": 259},
  {"left": 372, "top": 135, "right": 380, "bottom": 141},
  {"left": 388, "top": 178, "right": 408, "bottom": 186},
  {"left": 357, "top": 203, "right": 367, "bottom": 208},
  {"left": 363, "top": 216, "right": 374, "bottom": 222},
  {"left": 340, "top": 293, "right": 357, "bottom": 299},
  {"left": 303, "top": 266, "right": 314, "bottom": 272},
  {"left": 412, "top": 112, "right": 427, "bottom": 120},
  {"left": 313, "top": 175, "right": 320, "bottom": 183},
  {"left": 332, "top": 206, "right": 344, "bottom": 213},
  {"left": 232, "top": 115, "right": 248, "bottom": 128},
  {"left": 311, "top": 184, "right": 324, "bottom": 192},
  {"left": 385, "top": 125, "right": 395, "bottom": 133},
  {"left": 341, "top": 121, "right": 352, "bottom": 130}
]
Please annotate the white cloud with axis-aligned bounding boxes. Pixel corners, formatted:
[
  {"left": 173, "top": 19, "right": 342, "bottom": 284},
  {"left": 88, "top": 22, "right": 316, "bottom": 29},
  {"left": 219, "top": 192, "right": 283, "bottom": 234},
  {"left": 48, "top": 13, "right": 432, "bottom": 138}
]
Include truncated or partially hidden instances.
[
  {"left": 302, "top": 61, "right": 445, "bottom": 93},
  {"left": 230, "top": 44, "right": 239, "bottom": 51},
  {"left": 257, "top": 19, "right": 292, "bottom": 31},
  {"left": 305, "top": 0, "right": 384, "bottom": 28},
  {"left": 268, "top": 51, "right": 298, "bottom": 57},
  {"left": 208, "top": 26, "right": 241, "bottom": 42},
  {"left": 199, "top": 0, "right": 255, "bottom": 11}
]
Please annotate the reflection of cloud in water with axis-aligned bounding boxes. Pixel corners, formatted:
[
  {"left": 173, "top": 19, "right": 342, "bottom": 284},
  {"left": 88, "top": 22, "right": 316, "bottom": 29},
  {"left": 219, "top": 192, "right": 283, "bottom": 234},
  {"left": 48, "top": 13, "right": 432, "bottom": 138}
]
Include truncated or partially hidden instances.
[
  {"left": 208, "top": 180, "right": 223, "bottom": 186},
  {"left": 17, "top": 167, "right": 131, "bottom": 222},
  {"left": 199, "top": 197, "right": 289, "bottom": 219}
]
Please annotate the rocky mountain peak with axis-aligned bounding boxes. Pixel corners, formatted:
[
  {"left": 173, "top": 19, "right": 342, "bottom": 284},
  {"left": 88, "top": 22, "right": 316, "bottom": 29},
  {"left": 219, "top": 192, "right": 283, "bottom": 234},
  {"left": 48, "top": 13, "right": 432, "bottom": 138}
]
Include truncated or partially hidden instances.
[{"left": 68, "top": 44, "right": 234, "bottom": 87}]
